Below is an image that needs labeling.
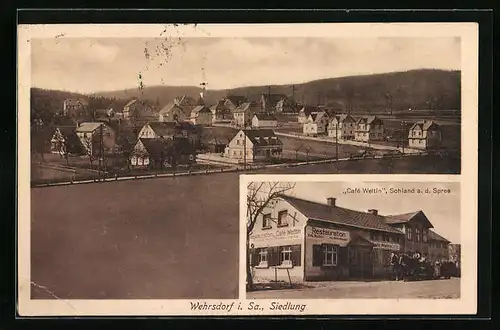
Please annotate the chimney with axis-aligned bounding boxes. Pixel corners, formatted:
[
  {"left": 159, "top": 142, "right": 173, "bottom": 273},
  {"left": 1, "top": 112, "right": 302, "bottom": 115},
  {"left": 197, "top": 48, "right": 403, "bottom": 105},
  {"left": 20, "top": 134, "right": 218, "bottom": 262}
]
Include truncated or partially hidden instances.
[
  {"left": 326, "top": 197, "right": 336, "bottom": 207},
  {"left": 368, "top": 209, "right": 378, "bottom": 216}
]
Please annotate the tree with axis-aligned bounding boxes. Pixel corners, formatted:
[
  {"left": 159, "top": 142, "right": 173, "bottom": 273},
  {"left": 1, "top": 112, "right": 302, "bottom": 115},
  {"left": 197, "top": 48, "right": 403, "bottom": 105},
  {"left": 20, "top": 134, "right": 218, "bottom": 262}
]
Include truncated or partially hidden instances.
[
  {"left": 80, "top": 134, "right": 97, "bottom": 168},
  {"left": 246, "top": 181, "right": 296, "bottom": 291}
]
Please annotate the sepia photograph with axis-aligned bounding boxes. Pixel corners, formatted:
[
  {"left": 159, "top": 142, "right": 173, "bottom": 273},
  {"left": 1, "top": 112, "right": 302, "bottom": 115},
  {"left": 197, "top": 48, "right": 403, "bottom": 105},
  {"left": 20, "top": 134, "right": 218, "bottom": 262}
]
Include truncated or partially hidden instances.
[
  {"left": 17, "top": 22, "right": 478, "bottom": 316},
  {"left": 245, "top": 180, "right": 461, "bottom": 299}
]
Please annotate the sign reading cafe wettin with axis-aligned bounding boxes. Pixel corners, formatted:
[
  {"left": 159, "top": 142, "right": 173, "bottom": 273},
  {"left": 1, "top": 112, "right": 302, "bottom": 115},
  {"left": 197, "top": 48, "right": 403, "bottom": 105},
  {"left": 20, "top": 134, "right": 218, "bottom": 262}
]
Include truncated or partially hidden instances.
[
  {"left": 306, "top": 226, "right": 350, "bottom": 246},
  {"left": 250, "top": 228, "right": 303, "bottom": 248}
]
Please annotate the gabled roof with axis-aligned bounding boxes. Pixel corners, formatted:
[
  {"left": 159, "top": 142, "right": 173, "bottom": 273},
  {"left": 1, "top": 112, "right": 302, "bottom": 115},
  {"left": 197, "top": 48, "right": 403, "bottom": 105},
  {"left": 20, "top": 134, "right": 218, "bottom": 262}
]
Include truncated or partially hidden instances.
[
  {"left": 384, "top": 210, "right": 434, "bottom": 229},
  {"left": 234, "top": 101, "right": 259, "bottom": 113},
  {"left": 124, "top": 98, "right": 153, "bottom": 109},
  {"left": 64, "top": 98, "right": 88, "bottom": 106},
  {"left": 428, "top": 230, "right": 450, "bottom": 243},
  {"left": 137, "top": 138, "right": 170, "bottom": 156},
  {"left": 159, "top": 102, "right": 184, "bottom": 115},
  {"left": 191, "top": 105, "right": 212, "bottom": 116},
  {"left": 262, "top": 93, "right": 288, "bottom": 107},
  {"left": 253, "top": 113, "right": 277, "bottom": 121},
  {"left": 279, "top": 195, "right": 404, "bottom": 234},
  {"left": 409, "top": 120, "right": 441, "bottom": 131},
  {"left": 174, "top": 95, "right": 197, "bottom": 107},
  {"left": 210, "top": 100, "right": 229, "bottom": 112},
  {"left": 356, "top": 116, "right": 383, "bottom": 125},
  {"left": 332, "top": 114, "right": 356, "bottom": 123},
  {"left": 299, "top": 106, "right": 319, "bottom": 116},
  {"left": 147, "top": 121, "right": 197, "bottom": 136},
  {"left": 241, "top": 129, "right": 282, "bottom": 146},
  {"left": 225, "top": 95, "right": 247, "bottom": 105},
  {"left": 76, "top": 122, "right": 106, "bottom": 133},
  {"left": 310, "top": 111, "right": 328, "bottom": 123}
]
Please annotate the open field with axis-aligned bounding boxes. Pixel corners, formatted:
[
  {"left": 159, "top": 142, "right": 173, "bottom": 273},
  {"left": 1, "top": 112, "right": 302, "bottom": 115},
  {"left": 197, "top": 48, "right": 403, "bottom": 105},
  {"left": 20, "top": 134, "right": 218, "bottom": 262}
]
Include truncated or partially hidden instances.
[{"left": 246, "top": 278, "right": 460, "bottom": 299}]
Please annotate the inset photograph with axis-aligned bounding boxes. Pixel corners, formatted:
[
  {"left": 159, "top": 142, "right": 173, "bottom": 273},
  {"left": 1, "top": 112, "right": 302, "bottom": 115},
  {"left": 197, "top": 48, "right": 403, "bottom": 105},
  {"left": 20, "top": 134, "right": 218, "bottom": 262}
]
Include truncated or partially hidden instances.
[{"left": 245, "top": 179, "right": 461, "bottom": 299}]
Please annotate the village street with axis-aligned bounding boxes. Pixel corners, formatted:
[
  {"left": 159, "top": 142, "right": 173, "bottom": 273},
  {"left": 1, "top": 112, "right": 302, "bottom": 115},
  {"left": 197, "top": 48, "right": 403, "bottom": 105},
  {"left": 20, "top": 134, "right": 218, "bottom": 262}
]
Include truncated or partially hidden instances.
[{"left": 247, "top": 278, "right": 460, "bottom": 299}]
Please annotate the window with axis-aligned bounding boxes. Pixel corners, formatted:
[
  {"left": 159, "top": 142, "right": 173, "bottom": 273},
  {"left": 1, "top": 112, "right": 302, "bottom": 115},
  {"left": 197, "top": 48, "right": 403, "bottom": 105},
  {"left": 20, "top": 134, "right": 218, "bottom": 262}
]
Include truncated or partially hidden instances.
[
  {"left": 258, "top": 248, "right": 268, "bottom": 267},
  {"left": 323, "top": 245, "right": 338, "bottom": 266},
  {"left": 280, "top": 246, "right": 292, "bottom": 265},
  {"left": 262, "top": 213, "right": 272, "bottom": 229},
  {"left": 407, "top": 226, "right": 413, "bottom": 241},
  {"left": 277, "top": 210, "right": 288, "bottom": 227},
  {"left": 236, "top": 140, "right": 240, "bottom": 145},
  {"left": 422, "top": 229, "right": 428, "bottom": 243},
  {"left": 416, "top": 228, "right": 421, "bottom": 242}
]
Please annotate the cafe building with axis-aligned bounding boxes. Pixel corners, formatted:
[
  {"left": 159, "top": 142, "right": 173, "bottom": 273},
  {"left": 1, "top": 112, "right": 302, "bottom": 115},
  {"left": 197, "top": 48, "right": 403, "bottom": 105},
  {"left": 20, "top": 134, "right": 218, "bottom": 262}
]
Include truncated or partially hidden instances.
[{"left": 248, "top": 194, "right": 443, "bottom": 282}]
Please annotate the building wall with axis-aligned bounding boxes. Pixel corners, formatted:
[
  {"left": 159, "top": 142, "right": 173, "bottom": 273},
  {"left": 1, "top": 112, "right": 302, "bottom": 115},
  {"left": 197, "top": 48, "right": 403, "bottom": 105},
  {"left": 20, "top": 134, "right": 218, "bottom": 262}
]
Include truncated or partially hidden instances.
[
  {"left": 76, "top": 124, "right": 116, "bottom": 156},
  {"left": 428, "top": 240, "right": 450, "bottom": 262},
  {"left": 252, "top": 117, "right": 278, "bottom": 128},
  {"left": 191, "top": 112, "right": 212, "bottom": 126},
  {"left": 159, "top": 107, "right": 187, "bottom": 123},
  {"left": 400, "top": 223, "right": 432, "bottom": 256},
  {"left": 249, "top": 199, "right": 308, "bottom": 282},
  {"left": 137, "top": 125, "right": 158, "bottom": 139},
  {"left": 355, "top": 122, "right": 384, "bottom": 142}
]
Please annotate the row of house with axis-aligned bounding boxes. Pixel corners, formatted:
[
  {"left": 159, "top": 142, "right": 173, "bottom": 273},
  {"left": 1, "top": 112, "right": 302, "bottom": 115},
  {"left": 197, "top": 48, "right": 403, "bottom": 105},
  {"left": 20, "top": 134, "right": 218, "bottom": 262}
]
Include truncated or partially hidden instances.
[
  {"left": 249, "top": 195, "right": 452, "bottom": 282},
  {"left": 299, "top": 107, "right": 443, "bottom": 149}
]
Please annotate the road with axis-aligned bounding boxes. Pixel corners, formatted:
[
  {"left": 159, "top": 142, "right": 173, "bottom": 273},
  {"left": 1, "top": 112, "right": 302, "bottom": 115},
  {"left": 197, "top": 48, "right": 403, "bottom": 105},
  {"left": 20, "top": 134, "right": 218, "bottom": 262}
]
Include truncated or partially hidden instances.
[{"left": 246, "top": 278, "right": 460, "bottom": 299}]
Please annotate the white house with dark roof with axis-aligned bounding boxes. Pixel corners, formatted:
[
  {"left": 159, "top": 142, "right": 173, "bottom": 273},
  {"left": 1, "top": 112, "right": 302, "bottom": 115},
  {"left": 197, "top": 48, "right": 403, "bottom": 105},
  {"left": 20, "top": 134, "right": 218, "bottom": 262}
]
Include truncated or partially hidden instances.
[
  {"left": 328, "top": 114, "right": 357, "bottom": 140},
  {"left": 232, "top": 101, "right": 261, "bottom": 128},
  {"left": 408, "top": 120, "right": 442, "bottom": 150},
  {"left": 303, "top": 111, "right": 329, "bottom": 136},
  {"left": 297, "top": 106, "right": 319, "bottom": 124},
  {"left": 123, "top": 99, "right": 156, "bottom": 121},
  {"left": 249, "top": 194, "right": 451, "bottom": 282},
  {"left": 224, "top": 129, "right": 282, "bottom": 163},
  {"left": 354, "top": 116, "right": 385, "bottom": 142},
  {"left": 251, "top": 113, "right": 278, "bottom": 128}
]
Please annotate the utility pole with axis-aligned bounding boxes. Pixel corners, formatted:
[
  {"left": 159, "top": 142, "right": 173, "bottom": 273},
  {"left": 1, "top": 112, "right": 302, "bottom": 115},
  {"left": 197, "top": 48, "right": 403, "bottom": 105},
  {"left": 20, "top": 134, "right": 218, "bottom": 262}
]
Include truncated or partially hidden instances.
[
  {"left": 336, "top": 121, "right": 339, "bottom": 161},
  {"left": 401, "top": 121, "right": 405, "bottom": 154},
  {"left": 243, "top": 129, "right": 247, "bottom": 170}
]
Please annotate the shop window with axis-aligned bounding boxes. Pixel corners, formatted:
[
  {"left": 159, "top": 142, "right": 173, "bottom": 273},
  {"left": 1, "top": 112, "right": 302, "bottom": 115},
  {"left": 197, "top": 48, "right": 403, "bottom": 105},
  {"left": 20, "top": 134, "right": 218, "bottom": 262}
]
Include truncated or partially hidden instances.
[
  {"left": 262, "top": 213, "right": 272, "bottom": 229},
  {"left": 422, "top": 229, "right": 428, "bottom": 243},
  {"left": 407, "top": 226, "right": 413, "bottom": 241},
  {"left": 416, "top": 228, "right": 421, "bottom": 242},
  {"left": 277, "top": 210, "right": 288, "bottom": 227}
]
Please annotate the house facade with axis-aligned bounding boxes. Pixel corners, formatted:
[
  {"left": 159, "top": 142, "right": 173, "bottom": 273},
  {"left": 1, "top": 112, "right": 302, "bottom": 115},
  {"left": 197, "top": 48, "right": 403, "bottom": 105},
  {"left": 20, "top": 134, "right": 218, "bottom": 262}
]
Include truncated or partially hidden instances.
[
  {"left": 249, "top": 196, "right": 405, "bottom": 283},
  {"left": 327, "top": 114, "right": 356, "bottom": 140},
  {"left": 297, "top": 106, "right": 319, "bottom": 124},
  {"left": 223, "top": 95, "right": 248, "bottom": 112},
  {"left": 63, "top": 98, "right": 88, "bottom": 117},
  {"left": 123, "top": 99, "right": 156, "bottom": 122},
  {"left": 224, "top": 129, "right": 283, "bottom": 163},
  {"left": 210, "top": 100, "right": 232, "bottom": 122},
  {"left": 75, "top": 122, "right": 116, "bottom": 156},
  {"left": 233, "top": 101, "right": 261, "bottom": 128},
  {"left": 251, "top": 113, "right": 278, "bottom": 128},
  {"left": 428, "top": 231, "right": 451, "bottom": 262},
  {"left": 260, "top": 94, "right": 289, "bottom": 113},
  {"left": 130, "top": 137, "right": 196, "bottom": 169},
  {"left": 50, "top": 127, "right": 84, "bottom": 155},
  {"left": 158, "top": 103, "right": 187, "bottom": 123},
  {"left": 138, "top": 122, "right": 201, "bottom": 149},
  {"left": 408, "top": 120, "right": 443, "bottom": 149},
  {"left": 303, "top": 111, "right": 329, "bottom": 136},
  {"left": 354, "top": 116, "right": 385, "bottom": 142},
  {"left": 190, "top": 105, "right": 213, "bottom": 126},
  {"left": 249, "top": 195, "right": 450, "bottom": 283}
]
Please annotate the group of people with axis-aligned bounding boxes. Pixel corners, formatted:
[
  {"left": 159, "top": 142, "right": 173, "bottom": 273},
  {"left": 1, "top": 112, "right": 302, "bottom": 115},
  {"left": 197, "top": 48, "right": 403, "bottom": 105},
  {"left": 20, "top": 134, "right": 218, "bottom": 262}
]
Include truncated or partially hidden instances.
[{"left": 389, "top": 251, "right": 442, "bottom": 281}]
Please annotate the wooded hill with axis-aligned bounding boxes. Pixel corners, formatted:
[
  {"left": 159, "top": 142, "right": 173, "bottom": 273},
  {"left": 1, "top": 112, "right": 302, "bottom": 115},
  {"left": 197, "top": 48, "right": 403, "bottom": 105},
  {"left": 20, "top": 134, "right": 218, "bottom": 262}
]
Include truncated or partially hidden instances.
[{"left": 31, "top": 69, "right": 461, "bottom": 121}]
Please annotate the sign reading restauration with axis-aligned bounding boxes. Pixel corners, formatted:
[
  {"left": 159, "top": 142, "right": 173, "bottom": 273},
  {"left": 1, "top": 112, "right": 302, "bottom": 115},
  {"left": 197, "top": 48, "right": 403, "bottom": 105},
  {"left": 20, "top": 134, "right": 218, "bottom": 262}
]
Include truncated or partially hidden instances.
[{"left": 306, "top": 226, "right": 350, "bottom": 246}]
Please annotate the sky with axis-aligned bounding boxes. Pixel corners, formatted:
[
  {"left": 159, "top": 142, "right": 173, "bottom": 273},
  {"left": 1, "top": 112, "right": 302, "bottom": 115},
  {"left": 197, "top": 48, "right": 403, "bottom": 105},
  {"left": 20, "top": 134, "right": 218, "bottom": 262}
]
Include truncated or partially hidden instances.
[
  {"left": 30, "top": 36, "right": 461, "bottom": 94},
  {"left": 251, "top": 181, "right": 461, "bottom": 243}
]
